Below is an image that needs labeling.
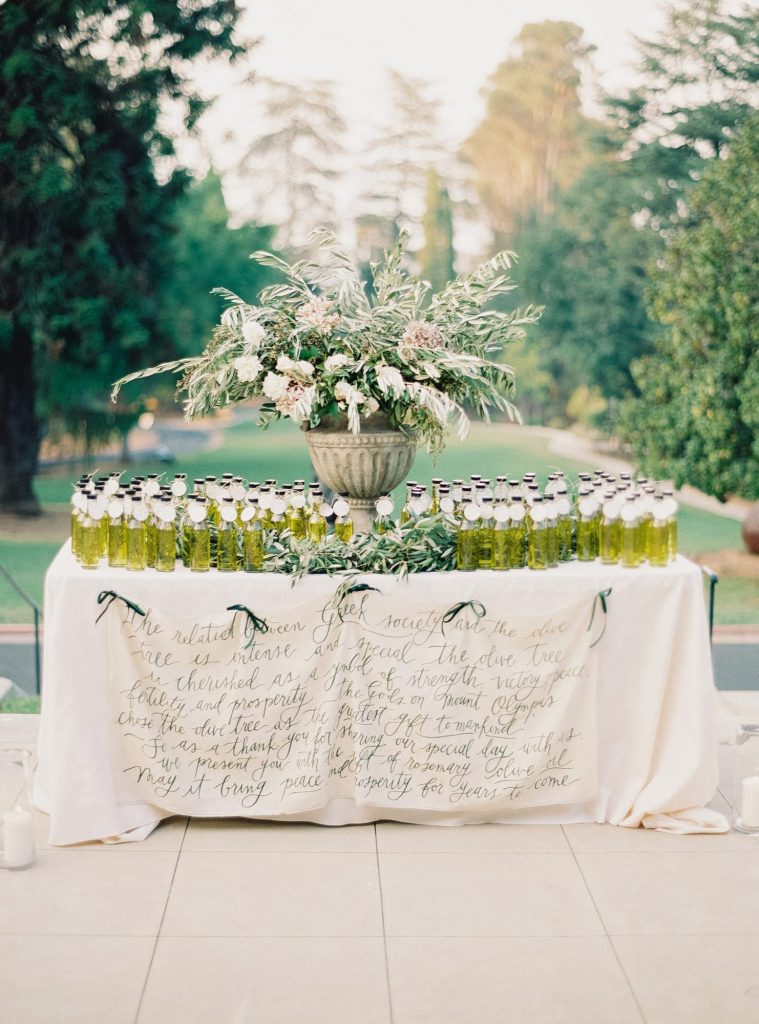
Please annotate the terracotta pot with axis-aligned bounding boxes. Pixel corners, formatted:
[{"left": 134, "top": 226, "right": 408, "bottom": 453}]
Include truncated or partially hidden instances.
[
  {"left": 305, "top": 413, "right": 416, "bottom": 533},
  {"left": 742, "top": 502, "right": 759, "bottom": 555}
]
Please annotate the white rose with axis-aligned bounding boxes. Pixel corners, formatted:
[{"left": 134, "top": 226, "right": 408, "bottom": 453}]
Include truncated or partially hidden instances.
[
  {"left": 334, "top": 381, "right": 365, "bottom": 405},
  {"left": 276, "top": 355, "right": 295, "bottom": 372},
  {"left": 297, "top": 360, "right": 315, "bottom": 377},
  {"left": 325, "top": 353, "right": 350, "bottom": 373},
  {"left": 262, "top": 371, "right": 289, "bottom": 400},
  {"left": 375, "top": 363, "right": 406, "bottom": 398},
  {"left": 232, "top": 355, "right": 264, "bottom": 383},
  {"left": 365, "top": 396, "right": 380, "bottom": 413},
  {"left": 241, "top": 319, "right": 266, "bottom": 351}
]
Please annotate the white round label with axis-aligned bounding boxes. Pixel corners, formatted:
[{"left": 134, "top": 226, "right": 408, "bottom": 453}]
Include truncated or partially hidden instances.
[
  {"left": 530, "top": 506, "right": 546, "bottom": 524},
  {"left": 463, "top": 504, "right": 480, "bottom": 522},
  {"left": 480, "top": 506, "right": 494, "bottom": 521},
  {"left": 578, "top": 498, "right": 596, "bottom": 517},
  {"left": 240, "top": 506, "right": 256, "bottom": 522},
  {"left": 621, "top": 505, "right": 638, "bottom": 523},
  {"left": 171, "top": 479, "right": 187, "bottom": 497},
  {"left": 270, "top": 497, "right": 287, "bottom": 516},
  {"left": 206, "top": 482, "right": 219, "bottom": 500},
  {"left": 333, "top": 498, "right": 350, "bottom": 518},
  {"left": 439, "top": 496, "right": 455, "bottom": 514},
  {"left": 156, "top": 504, "right": 176, "bottom": 524},
  {"left": 144, "top": 479, "right": 160, "bottom": 497},
  {"left": 89, "top": 505, "right": 105, "bottom": 522},
  {"left": 556, "top": 497, "right": 571, "bottom": 515},
  {"left": 105, "top": 477, "right": 120, "bottom": 496},
  {"left": 509, "top": 505, "right": 526, "bottom": 522},
  {"left": 188, "top": 503, "right": 207, "bottom": 523},
  {"left": 221, "top": 505, "right": 238, "bottom": 523},
  {"left": 231, "top": 483, "right": 246, "bottom": 501},
  {"left": 493, "top": 505, "right": 510, "bottom": 523},
  {"left": 319, "top": 502, "right": 333, "bottom": 518},
  {"left": 603, "top": 501, "right": 619, "bottom": 519},
  {"left": 108, "top": 499, "right": 123, "bottom": 518},
  {"left": 258, "top": 491, "right": 271, "bottom": 510},
  {"left": 290, "top": 493, "right": 306, "bottom": 508},
  {"left": 375, "top": 496, "right": 393, "bottom": 517},
  {"left": 132, "top": 504, "right": 149, "bottom": 523}
]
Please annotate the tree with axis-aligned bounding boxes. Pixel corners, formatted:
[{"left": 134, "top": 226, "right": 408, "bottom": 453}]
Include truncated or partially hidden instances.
[
  {"left": 511, "top": 158, "right": 661, "bottom": 424},
  {"left": 360, "top": 69, "right": 444, "bottom": 228},
  {"left": 239, "top": 78, "right": 345, "bottom": 252},
  {"left": 419, "top": 168, "right": 455, "bottom": 293},
  {"left": 0, "top": 0, "right": 241, "bottom": 512},
  {"left": 606, "top": 0, "right": 759, "bottom": 235},
  {"left": 464, "top": 21, "right": 596, "bottom": 244},
  {"left": 159, "top": 171, "right": 277, "bottom": 358},
  {"left": 623, "top": 113, "right": 759, "bottom": 501}
]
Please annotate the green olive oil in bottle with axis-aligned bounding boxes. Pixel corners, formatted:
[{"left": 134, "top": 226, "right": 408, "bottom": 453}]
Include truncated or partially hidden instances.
[
  {"left": 456, "top": 499, "right": 480, "bottom": 571},
  {"left": 599, "top": 496, "right": 621, "bottom": 565},
  {"left": 155, "top": 499, "right": 177, "bottom": 572},
  {"left": 80, "top": 494, "right": 103, "bottom": 569},
  {"left": 242, "top": 501, "right": 265, "bottom": 571},
  {"left": 491, "top": 504, "right": 511, "bottom": 570},
  {"left": 333, "top": 498, "right": 354, "bottom": 542},
  {"left": 189, "top": 498, "right": 211, "bottom": 572},
  {"left": 527, "top": 497, "right": 549, "bottom": 570},
  {"left": 216, "top": 499, "right": 239, "bottom": 571},
  {"left": 620, "top": 495, "right": 641, "bottom": 568},
  {"left": 575, "top": 492, "right": 597, "bottom": 562},
  {"left": 125, "top": 496, "right": 148, "bottom": 571},
  {"left": 107, "top": 493, "right": 127, "bottom": 568},
  {"left": 478, "top": 496, "right": 495, "bottom": 569}
]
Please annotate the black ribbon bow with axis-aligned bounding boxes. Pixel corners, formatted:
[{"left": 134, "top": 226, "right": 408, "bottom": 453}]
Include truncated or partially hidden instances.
[
  {"left": 442, "top": 599, "right": 487, "bottom": 632},
  {"left": 330, "top": 579, "right": 381, "bottom": 623},
  {"left": 227, "top": 604, "right": 269, "bottom": 648},
  {"left": 587, "top": 587, "right": 613, "bottom": 648},
  {"left": 95, "top": 590, "right": 146, "bottom": 625}
]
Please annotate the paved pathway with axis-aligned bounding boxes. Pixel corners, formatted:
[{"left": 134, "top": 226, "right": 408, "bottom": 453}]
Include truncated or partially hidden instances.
[{"left": 1, "top": 700, "right": 758, "bottom": 1024}]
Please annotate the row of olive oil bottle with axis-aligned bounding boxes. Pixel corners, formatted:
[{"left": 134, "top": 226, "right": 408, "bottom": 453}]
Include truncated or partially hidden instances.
[
  {"left": 70, "top": 473, "right": 356, "bottom": 572},
  {"left": 441, "top": 472, "right": 678, "bottom": 571}
]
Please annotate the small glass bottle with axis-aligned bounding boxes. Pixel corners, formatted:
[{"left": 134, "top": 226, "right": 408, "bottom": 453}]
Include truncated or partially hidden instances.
[
  {"left": 491, "top": 504, "right": 511, "bottom": 571},
  {"left": 456, "top": 500, "right": 480, "bottom": 571},
  {"left": 125, "top": 495, "right": 148, "bottom": 571},
  {"left": 107, "top": 492, "right": 127, "bottom": 568},
  {"left": 527, "top": 497, "right": 549, "bottom": 571},
  {"left": 307, "top": 492, "right": 329, "bottom": 542},
  {"left": 333, "top": 498, "right": 354, "bottom": 542},
  {"left": 242, "top": 500, "right": 265, "bottom": 571},
  {"left": 575, "top": 492, "right": 597, "bottom": 562},
  {"left": 373, "top": 495, "right": 394, "bottom": 535},
  {"left": 216, "top": 498, "right": 239, "bottom": 571},
  {"left": 430, "top": 478, "right": 443, "bottom": 514},
  {"left": 269, "top": 494, "right": 287, "bottom": 535},
  {"left": 80, "top": 494, "right": 103, "bottom": 569},
  {"left": 287, "top": 488, "right": 308, "bottom": 539},
  {"left": 507, "top": 501, "right": 528, "bottom": 569},
  {"left": 599, "top": 496, "right": 621, "bottom": 565},
  {"left": 478, "top": 496, "right": 495, "bottom": 569},
  {"left": 189, "top": 498, "right": 210, "bottom": 572},
  {"left": 400, "top": 481, "right": 417, "bottom": 526},
  {"left": 620, "top": 494, "right": 641, "bottom": 568},
  {"left": 662, "top": 489, "right": 679, "bottom": 560},
  {"left": 555, "top": 490, "right": 573, "bottom": 561},
  {"left": 544, "top": 495, "right": 560, "bottom": 568},
  {"left": 155, "top": 499, "right": 177, "bottom": 572},
  {"left": 180, "top": 496, "right": 196, "bottom": 567},
  {"left": 145, "top": 503, "right": 158, "bottom": 568},
  {"left": 649, "top": 498, "right": 670, "bottom": 567}
]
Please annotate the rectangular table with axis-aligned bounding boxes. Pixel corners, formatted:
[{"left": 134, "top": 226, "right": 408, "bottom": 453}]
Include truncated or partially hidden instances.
[{"left": 35, "top": 546, "right": 726, "bottom": 843}]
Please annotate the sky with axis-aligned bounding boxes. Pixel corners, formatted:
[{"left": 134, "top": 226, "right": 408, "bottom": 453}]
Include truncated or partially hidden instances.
[{"left": 178, "top": 0, "right": 671, "bottom": 243}]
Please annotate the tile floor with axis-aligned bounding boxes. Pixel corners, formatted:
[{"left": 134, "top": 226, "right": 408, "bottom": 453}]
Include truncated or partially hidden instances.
[{"left": 1, "top": 695, "right": 759, "bottom": 1024}]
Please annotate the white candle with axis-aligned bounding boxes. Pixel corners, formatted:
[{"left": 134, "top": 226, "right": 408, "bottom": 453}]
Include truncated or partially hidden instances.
[
  {"left": 741, "top": 776, "right": 759, "bottom": 829},
  {"left": 2, "top": 805, "right": 35, "bottom": 868}
]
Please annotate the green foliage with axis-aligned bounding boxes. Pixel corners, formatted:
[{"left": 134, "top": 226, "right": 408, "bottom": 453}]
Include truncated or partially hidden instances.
[
  {"left": 159, "top": 172, "right": 278, "bottom": 359},
  {"left": 511, "top": 159, "right": 661, "bottom": 423},
  {"left": 605, "top": 0, "right": 759, "bottom": 234},
  {"left": 264, "top": 513, "right": 457, "bottom": 580},
  {"left": 623, "top": 113, "right": 759, "bottom": 501},
  {"left": 420, "top": 168, "right": 455, "bottom": 294},
  {"left": 464, "top": 20, "right": 596, "bottom": 241},
  {"left": 0, "top": 0, "right": 242, "bottom": 509},
  {"left": 114, "top": 229, "right": 540, "bottom": 454}
]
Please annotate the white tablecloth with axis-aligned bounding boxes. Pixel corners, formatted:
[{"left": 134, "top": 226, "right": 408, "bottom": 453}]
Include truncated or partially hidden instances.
[{"left": 36, "top": 546, "right": 726, "bottom": 843}]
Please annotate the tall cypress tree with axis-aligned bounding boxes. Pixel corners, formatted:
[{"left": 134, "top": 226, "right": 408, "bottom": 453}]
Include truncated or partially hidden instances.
[{"left": 0, "top": 1, "right": 241, "bottom": 512}]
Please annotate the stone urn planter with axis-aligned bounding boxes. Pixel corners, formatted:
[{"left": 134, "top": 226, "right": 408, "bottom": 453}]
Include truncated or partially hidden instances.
[{"left": 305, "top": 413, "right": 416, "bottom": 533}]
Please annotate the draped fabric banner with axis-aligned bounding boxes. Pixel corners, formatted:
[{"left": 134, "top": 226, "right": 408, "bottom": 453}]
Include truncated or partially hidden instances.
[{"left": 104, "top": 584, "right": 604, "bottom": 817}]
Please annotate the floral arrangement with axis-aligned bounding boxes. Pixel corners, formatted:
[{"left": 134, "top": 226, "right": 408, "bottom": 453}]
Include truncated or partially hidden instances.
[{"left": 112, "top": 229, "right": 540, "bottom": 454}]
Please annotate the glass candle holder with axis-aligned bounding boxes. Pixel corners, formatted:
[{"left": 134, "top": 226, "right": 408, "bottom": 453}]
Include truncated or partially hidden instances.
[
  {"left": 733, "top": 724, "right": 759, "bottom": 835},
  {"left": 0, "top": 748, "right": 35, "bottom": 869}
]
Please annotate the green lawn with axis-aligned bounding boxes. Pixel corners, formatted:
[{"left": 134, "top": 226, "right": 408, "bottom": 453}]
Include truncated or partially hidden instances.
[{"left": 0, "top": 419, "right": 754, "bottom": 624}]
